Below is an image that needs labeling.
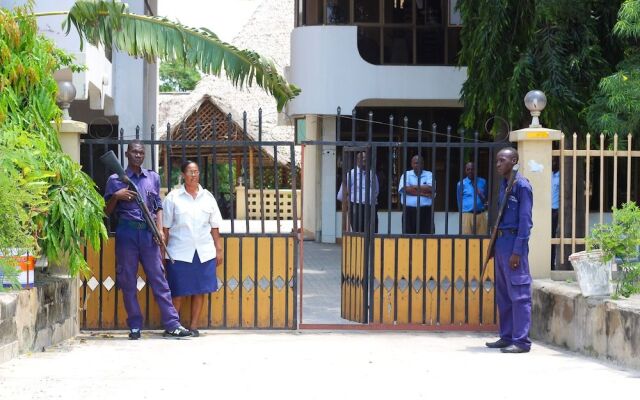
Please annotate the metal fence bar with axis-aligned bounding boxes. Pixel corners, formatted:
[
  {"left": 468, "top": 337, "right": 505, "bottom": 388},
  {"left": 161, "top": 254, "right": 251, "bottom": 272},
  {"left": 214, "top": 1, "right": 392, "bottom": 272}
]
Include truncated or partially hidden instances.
[
  {"left": 444, "top": 128, "right": 451, "bottom": 234},
  {"left": 600, "top": 134, "right": 605, "bottom": 224},
  {"left": 258, "top": 109, "right": 266, "bottom": 231},
  {"left": 559, "top": 133, "right": 565, "bottom": 264},
  {"left": 628, "top": 134, "right": 633, "bottom": 204},
  {"left": 572, "top": 133, "right": 577, "bottom": 256},
  {"left": 613, "top": 134, "right": 618, "bottom": 209},
  {"left": 242, "top": 112, "right": 250, "bottom": 233},
  {"left": 387, "top": 115, "right": 393, "bottom": 234}
]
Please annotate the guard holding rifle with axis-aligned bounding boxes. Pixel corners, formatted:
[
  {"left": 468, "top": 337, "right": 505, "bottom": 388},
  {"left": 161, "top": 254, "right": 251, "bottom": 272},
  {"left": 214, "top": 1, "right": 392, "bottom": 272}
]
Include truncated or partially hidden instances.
[
  {"left": 104, "top": 140, "right": 192, "bottom": 340},
  {"left": 485, "top": 147, "right": 533, "bottom": 354}
]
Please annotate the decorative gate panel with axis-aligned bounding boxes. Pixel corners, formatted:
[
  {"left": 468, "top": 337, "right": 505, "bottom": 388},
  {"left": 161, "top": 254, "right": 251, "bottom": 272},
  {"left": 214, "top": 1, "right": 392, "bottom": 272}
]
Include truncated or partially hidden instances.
[
  {"left": 81, "top": 235, "right": 296, "bottom": 329},
  {"left": 371, "top": 237, "right": 495, "bottom": 326}
]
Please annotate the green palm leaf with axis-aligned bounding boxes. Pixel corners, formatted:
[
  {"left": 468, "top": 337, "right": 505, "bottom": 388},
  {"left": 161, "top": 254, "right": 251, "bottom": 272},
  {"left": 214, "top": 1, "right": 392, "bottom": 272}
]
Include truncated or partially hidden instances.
[{"left": 58, "top": 0, "right": 299, "bottom": 111}]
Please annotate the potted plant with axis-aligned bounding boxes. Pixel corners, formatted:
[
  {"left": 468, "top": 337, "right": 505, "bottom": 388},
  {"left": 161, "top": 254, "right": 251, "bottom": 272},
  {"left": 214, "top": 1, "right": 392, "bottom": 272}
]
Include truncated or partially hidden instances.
[{"left": 571, "top": 201, "right": 640, "bottom": 298}]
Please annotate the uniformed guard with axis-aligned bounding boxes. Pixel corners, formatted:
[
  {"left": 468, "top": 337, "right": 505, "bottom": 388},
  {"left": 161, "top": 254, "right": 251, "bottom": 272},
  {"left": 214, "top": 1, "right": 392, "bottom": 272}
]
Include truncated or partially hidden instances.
[
  {"left": 104, "top": 140, "right": 192, "bottom": 340},
  {"left": 485, "top": 147, "right": 533, "bottom": 353}
]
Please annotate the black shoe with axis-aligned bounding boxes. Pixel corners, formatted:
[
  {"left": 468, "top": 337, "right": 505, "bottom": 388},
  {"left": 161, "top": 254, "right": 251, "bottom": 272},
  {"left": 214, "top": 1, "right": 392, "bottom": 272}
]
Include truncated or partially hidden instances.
[
  {"left": 189, "top": 329, "right": 200, "bottom": 337},
  {"left": 163, "top": 326, "right": 193, "bottom": 338},
  {"left": 500, "top": 344, "right": 530, "bottom": 353},
  {"left": 485, "top": 338, "right": 510, "bottom": 349},
  {"left": 128, "top": 329, "right": 141, "bottom": 340}
]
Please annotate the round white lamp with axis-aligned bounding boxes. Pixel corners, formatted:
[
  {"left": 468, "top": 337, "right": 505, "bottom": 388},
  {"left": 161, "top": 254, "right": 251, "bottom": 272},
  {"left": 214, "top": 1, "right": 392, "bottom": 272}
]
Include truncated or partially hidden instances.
[
  {"left": 56, "top": 80, "right": 76, "bottom": 120},
  {"left": 524, "top": 90, "right": 547, "bottom": 128}
]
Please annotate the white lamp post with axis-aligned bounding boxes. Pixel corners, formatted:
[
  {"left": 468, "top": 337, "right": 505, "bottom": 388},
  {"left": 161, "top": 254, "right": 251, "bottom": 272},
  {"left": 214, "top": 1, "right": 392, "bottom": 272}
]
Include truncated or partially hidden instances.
[
  {"left": 524, "top": 90, "right": 547, "bottom": 128},
  {"left": 56, "top": 80, "right": 76, "bottom": 120}
]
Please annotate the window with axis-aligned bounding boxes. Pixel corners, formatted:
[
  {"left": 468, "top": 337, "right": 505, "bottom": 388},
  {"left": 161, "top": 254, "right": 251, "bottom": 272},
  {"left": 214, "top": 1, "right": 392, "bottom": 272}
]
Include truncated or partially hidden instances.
[{"left": 295, "top": 0, "right": 462, "bottom": 66}]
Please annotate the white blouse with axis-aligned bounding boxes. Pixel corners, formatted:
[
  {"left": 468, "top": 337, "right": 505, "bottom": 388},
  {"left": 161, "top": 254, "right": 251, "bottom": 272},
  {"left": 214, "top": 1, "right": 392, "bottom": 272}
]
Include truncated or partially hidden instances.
[{"left": 162, "top": 185, "right": 223, "bottom": 263}]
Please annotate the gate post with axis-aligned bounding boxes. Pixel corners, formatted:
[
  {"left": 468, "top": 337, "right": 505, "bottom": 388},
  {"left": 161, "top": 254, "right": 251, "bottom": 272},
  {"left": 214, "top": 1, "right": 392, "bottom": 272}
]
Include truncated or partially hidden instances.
[{"left": 509, "top": 91, "right": 561, "bottom": 279}]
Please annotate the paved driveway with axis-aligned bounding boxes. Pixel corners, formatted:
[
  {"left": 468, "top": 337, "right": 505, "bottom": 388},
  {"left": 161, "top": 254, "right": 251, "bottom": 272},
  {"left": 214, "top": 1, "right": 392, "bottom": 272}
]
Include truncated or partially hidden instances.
[{"left": 0, "top": 331, "right": 637, "bottom": 400}]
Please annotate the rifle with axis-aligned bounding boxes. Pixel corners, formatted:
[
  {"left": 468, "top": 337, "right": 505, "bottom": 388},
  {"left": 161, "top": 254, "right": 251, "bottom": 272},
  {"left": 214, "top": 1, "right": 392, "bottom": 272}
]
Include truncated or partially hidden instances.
[
  {"left": 100, "top": 150, "right": 175, "bottom": 263},
  {"left": 480, "top": 164, "right": 519, "bottom": 281}
]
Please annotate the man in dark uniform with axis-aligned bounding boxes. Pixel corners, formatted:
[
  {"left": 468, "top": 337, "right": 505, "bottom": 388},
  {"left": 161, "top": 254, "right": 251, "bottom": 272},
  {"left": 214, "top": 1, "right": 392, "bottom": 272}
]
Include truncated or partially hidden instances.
[
  {"left": 104, "top": 140, "right": 191, "bottom": 339},
  {"left": 485, "top": 147, "right": 533, "bottom": 353}
]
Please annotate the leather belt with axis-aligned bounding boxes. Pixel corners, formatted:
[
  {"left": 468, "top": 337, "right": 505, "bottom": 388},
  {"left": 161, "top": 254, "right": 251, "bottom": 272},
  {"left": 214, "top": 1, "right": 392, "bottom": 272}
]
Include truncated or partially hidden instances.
[
  {"left": 464, "top": 210, "right": 485, "bottom": 215},
  {"left": 497, "top": 228, "right": 517, "bottom": 237},
  {"left": 119, "top": 219, "right": 148, "bottom": 230}
]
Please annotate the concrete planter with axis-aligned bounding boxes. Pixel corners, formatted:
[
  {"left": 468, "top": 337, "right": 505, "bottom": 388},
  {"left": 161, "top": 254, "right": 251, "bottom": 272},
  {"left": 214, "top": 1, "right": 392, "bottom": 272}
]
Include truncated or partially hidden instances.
[{"left": 569, "top": 250, "right": 612, "bottom": 297}]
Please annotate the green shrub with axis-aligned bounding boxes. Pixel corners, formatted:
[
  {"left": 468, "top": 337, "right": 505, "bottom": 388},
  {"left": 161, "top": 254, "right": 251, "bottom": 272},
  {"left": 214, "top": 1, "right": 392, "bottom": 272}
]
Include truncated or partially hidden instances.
[
  {"left": 0, "top": 4, "right": 107, "bottom": 281},
  {"left": 587, "top": 201, "right": 640, "bottom": 298}
]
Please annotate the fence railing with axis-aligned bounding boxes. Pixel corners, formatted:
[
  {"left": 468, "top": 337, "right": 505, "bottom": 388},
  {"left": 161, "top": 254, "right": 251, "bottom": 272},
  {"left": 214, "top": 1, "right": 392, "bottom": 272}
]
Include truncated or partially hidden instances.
[{"left": 553, "top": 133, "right": 640, "bottom": 268}]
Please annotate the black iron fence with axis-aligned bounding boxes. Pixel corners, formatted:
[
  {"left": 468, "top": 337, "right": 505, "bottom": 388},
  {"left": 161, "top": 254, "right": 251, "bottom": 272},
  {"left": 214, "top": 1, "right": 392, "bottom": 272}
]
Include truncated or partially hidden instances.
[
  {"left": 79, "top": 113, "right": 299, "bottom": 330},
  {"left": 305, "top": 108, "right": 508, "bottom": 326}
]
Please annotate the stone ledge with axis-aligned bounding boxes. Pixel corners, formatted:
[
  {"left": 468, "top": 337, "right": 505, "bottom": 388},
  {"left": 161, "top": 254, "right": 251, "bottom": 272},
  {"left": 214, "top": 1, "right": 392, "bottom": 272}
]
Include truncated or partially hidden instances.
[
  {"left": 0, "top": 274, "right": 79, "bottom": 364},
  {"left": 532, "top": 279, "right": 640, "bottom": 370}
]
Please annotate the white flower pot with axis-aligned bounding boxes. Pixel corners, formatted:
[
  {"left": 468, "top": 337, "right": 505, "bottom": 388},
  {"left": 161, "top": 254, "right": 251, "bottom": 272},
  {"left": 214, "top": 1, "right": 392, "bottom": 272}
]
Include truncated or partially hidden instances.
[{"left": 568, "top": 250, "right": 613, "bottom": 297}]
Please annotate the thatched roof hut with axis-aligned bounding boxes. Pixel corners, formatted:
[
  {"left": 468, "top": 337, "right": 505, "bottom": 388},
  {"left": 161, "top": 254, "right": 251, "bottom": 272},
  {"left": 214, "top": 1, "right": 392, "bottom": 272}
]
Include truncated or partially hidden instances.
[{"left": 157, "top": 0, "right": 297, "bottom": 173}]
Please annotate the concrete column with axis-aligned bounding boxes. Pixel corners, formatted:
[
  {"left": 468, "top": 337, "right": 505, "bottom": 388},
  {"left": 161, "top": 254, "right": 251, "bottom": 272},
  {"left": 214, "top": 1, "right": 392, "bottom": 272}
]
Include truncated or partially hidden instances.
[
  {"left": 510, "top": 128, "right": 561, "bottom": 279},
  {"left": 55, "top": 120, "right": 87, "bottom": 163},
  {"left": 235, "top": 185, "right": 246, "bottom": 219},
  {"left": 302, "top": 115, "right": 319, "bottom": 240},
  {"left": 321, "top": 116, "right": 337, "bottom": 243}
]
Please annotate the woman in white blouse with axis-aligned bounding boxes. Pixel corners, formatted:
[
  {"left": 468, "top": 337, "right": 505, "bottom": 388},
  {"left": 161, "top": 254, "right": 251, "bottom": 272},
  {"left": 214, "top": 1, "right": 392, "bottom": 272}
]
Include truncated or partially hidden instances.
[{"left": 162, "top": 161, "right": 223, "bottom": 336}]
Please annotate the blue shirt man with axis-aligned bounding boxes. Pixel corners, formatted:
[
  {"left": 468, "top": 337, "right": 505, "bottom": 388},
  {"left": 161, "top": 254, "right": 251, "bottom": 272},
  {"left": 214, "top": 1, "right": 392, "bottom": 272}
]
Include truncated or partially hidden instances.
[
  {"left": 551, "top": 170, "right": 560, "bottom": 210},
  {"left": 485, "top": 147, "right": 533, "bottom": 354},
  {"left": 457, "top": 162, "right": 488, "bottom": 234},
  {"left": 104, "top": 140, "right": 191, "bottom": 339},
  {"left": 551, "top": 159, "right": 560, "bottom": 268},
  {"left": 398, "top": 155, "right": 434, "bottom": 234}
]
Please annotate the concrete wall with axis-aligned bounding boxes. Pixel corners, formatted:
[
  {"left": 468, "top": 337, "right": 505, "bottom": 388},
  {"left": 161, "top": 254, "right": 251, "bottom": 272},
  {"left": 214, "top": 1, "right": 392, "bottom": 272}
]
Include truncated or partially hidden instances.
[
  {"left": 532, "top": 280, "right": 640, "bottom": 370},
  {"left": 288, "top": 26, "right": 466, "bottom": 116},
  {"left": 0, "top": 275, "right": 79, "bottom": 364}
]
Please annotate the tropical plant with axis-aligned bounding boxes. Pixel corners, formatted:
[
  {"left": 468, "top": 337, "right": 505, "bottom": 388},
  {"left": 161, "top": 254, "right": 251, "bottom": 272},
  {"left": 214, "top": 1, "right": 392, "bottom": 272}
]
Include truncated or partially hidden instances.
[
  {"left": 160, "top": 61, "right": 201, "bottom": 92},
  {"left": 457, "top": 0, "right": 622, "bottom": 133},
  {"left": 0, "top": 148, "right": 50, "bottom": 289},
  {"left": 1, "top": 3, "right": 107, "bottom": 277},
  {"left": 585, "top": 0, "right": 640, "bottom": 136},
  {"left": 586, "top": 201, "right": 640, "bottom": 298},
  {"left": 56, "top": 0, "right": 299, "bottom": 111},
  {"left": 1, "top": 0, "right": 300, "bottom": 282}
]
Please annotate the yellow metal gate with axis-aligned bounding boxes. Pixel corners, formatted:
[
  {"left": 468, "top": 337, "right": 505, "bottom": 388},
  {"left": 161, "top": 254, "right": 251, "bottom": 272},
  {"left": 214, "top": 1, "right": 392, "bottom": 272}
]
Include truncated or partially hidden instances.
[{"left": 81, "top": 235, "right": 296, "bottom": 329}]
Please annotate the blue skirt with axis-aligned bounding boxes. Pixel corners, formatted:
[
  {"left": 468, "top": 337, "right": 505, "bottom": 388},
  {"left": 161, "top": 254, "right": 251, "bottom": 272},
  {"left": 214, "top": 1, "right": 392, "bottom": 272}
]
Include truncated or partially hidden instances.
[{"left": 166, "top": 252, "right": 218, "bottom": 297}]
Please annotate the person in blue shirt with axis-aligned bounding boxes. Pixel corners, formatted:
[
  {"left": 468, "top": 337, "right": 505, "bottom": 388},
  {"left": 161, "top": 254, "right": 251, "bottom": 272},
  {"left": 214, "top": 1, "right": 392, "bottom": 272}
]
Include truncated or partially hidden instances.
[
  {"left": 551, "top": 158, "right": 560, "bottom": 269},
  {"left": 485, "top": 147, "right": 533, "bottom": 354},
  {"left": 398, "top": 155, "right": 434, "bottom": 234},
  {"left": 457, "top": 162, "right": 488, "bottom": 235}
]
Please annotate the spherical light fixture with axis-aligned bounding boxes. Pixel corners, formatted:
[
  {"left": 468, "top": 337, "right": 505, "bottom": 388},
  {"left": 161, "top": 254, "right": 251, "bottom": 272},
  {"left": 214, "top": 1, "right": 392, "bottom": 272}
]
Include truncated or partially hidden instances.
[
  {"left": 524, "top": 90, "right": 547, "bottom": 128},
  {"left": 56, "top": 80, "right": 76, "bottom": 120}
]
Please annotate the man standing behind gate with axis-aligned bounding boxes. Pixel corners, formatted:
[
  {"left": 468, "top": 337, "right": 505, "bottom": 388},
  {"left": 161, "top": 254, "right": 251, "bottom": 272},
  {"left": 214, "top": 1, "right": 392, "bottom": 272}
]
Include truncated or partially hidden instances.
[
  {"left": 399, "top": 155, "right": 434, "bottom": 234},
  {"left": 457, "top": 162, "right": 488, "bottom": 235},
  {"left": 485, "top": 147, "right": 533, "bottom": 353},
  {"left": 337, "top": 151, "right": 379, "bottom": 232},
  {"left": 104, "top": 140, "right": 192, "bottom": 340}
]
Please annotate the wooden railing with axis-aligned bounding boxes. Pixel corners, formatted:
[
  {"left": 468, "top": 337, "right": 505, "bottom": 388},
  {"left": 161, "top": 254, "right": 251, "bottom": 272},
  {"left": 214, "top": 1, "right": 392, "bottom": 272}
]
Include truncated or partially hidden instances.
[{"left": 235, "top": 185, "right": 301, "bottom": 220}]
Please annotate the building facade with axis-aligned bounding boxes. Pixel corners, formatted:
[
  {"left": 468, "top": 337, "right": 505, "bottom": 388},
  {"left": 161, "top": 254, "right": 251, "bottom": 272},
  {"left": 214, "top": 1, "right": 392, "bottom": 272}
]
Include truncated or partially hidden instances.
[
  {"left": 2, "top": 0, "right": 159, "bottom": 188},
  {"left": 288, "top": 0, "right": 466, "bottom": 242}
]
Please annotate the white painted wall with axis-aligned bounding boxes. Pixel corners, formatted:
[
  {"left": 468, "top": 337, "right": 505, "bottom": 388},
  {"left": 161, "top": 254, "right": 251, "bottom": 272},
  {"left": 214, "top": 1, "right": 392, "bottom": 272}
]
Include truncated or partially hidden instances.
[
  {"left": 320, "top": 117, "right": 337, "bottom": 243},
  {"left": 288, "top": 25, "right": 467, "bottom": 116},
  {"left": 112, "top": 0, "right": 158, "bottom": 140},
  {"left": 333, "top": 212, "right": 615, "bottom": 239},
  {"left": 2, "top": 0, "right": 158, "bottom": 138},
  {"left": 1, "top": 0, "right": 114, "bottom": 110}
]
